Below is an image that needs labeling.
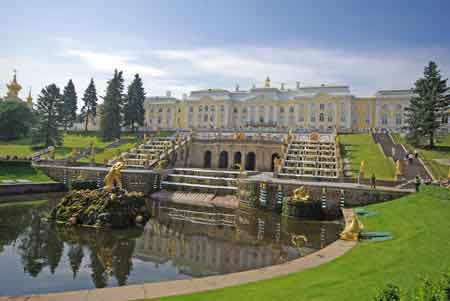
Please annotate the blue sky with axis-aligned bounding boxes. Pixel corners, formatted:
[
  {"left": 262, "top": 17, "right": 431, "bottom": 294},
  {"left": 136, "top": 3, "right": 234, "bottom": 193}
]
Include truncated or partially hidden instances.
[{"left": 1, "top": 0, "right": 450, "bottom": 104}]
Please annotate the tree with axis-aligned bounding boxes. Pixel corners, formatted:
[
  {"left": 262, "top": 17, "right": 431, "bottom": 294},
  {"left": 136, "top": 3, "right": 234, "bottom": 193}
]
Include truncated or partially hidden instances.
[
  {"left": 405, "top": 61, "right": 449, "bottom": 148},
  {"left": 123, "top": 74, "right": 146, "bottom": 132},
  {"left": 80, "top": 78, "right": 98, "bottom": 132},
  {"left": 60, "top": 79, "right": 78, "bottom": 130},
  {"left": 100, "top": 70, "right": 124, "bottom": 140},
  {"left": 33, "top": 84, "right": 63, "bottom": 146},
  {"left": 0, "top": 100, "right": 35, "bottom": 140}
]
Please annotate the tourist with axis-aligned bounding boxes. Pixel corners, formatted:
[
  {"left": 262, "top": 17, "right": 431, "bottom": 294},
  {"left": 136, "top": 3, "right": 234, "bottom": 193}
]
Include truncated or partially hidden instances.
[
  {"left": 408, "top": 153, "right": 414, "bottom": 165},
  {"left": 370, "top": 173, "right": 376, "bottom": 189},
  {"left": 414, "top": 150, "right": 419, "bottom": 159},
  {"left": 415, "top": 175, "right": 421, "bottom": 192}
]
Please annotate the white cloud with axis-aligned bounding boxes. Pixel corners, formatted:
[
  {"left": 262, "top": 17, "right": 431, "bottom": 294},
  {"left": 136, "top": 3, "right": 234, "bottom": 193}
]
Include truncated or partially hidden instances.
[
  {"left": 65, "top": 49, "right": 166, "bottom": 77},
  {"left": 154, "top": 47, "right": 450, "bottom": 95}
]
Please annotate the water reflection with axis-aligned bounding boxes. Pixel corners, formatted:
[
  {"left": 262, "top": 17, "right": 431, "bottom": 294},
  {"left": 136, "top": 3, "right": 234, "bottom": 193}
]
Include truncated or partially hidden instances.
[{"left": 0, "top": 197, "right": 341, "bottom": 296}]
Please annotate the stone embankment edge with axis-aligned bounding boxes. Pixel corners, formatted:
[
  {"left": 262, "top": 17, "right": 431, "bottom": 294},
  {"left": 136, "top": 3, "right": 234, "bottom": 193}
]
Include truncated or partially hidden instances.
[{"left": 0, "top": 209, "right": 357, "bottom": 301}]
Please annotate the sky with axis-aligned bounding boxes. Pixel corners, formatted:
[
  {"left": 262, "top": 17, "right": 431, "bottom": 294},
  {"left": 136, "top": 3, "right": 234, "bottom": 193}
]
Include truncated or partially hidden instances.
[{"left": 1, "top": 0, "right": 450, "bottom": 107}]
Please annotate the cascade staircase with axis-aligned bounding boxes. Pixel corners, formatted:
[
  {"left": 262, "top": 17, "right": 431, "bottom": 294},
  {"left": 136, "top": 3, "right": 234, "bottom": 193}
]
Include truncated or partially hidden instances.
[
  {"left": 279, "top": 136, "right": 339, "bottom": 179},
  {"left": 161, "top": 168, "right": 243, "bottom": 195}
]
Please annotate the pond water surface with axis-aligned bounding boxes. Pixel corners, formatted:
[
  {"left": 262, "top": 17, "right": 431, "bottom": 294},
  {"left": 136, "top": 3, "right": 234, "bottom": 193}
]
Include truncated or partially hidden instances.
[{"left": 0, "top": 194, "right": 342, "bottom": 296}]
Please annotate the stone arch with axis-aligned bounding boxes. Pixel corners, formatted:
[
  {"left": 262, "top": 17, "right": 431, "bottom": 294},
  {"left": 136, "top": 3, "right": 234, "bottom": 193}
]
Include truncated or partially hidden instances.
[
  {"left": 218, "top": 151, "right": 229, "bottom": 169},
  {"left": 271, "top": 153, "right": 281, "bottom": 172},
  {"left": 245, "top": 152, "right": 256, "bottom": 171},
  {"left": 204, "top": 150, "right": 212, "bottom": 168},
  {"left": 233, "top": 152, "right": 242, "bottom": 169}
]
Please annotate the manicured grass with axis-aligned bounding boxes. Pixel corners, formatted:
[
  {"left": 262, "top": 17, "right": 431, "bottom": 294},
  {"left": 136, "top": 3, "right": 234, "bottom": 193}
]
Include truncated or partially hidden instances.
[
  {"left": 0, "top": 137, "right": 40, "bottom": 157},
  {"left": 340, "top": 133, "right": 395, "bottom": 180},
  {"left": 393, "top": 133, "right": 450, "bottom": 180},
  {"left": 78, "top": 138, "right": 140, "bottom": 164},
  {"left": 142, "top": 186, "right": 450, "bottom": 301},
  {"left": 0, "top": 164, "right": 53, "bottom": 182}
]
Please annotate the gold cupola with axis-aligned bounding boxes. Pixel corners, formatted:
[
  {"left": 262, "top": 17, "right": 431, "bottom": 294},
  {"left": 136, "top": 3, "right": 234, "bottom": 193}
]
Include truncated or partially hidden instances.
[
  {"left": 26, "top": 87, "right": 33, "bottom": 108},
  {"left": 6, "top": 70, "right": 22, "bottom": 98},
  {"left": 264, "top": 76, "right": 271, "bottom": 88}
]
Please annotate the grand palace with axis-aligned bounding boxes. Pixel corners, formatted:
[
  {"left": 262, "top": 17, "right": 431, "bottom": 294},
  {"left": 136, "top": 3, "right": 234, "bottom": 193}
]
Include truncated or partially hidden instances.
[
  {"left": 144, "top": 77, "right": 418, "bottom": 132},
  {"left": 2, "top": 73, "right": 449, "bottom": 132}
]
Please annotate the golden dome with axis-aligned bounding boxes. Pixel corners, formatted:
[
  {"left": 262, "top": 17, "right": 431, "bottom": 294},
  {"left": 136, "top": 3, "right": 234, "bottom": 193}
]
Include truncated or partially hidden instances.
[{"left": 6, "top": 70, "right": 22, "bottom": 98}]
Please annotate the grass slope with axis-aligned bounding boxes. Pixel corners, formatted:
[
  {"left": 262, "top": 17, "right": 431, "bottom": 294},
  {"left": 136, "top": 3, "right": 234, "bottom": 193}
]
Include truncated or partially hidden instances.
[
  {"left": 0, "top": 164, "right": 53, "bottom": 182},
  {"left": 340, "top": 133, "right": 395, "bottom": 180},
  {"left": 144, "top": 186, "right": 450, "bottom": 301},
  {"left": 0, "top": 137, "right": 37, "bottom": 157},
  {"left": 393, "top": 133, "right": 450, "bottom": 180}
]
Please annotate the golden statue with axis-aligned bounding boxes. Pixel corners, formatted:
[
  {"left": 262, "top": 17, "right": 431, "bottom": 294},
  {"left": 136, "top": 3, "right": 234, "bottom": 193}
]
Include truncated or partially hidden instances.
[
  {"left": 291, "top": 234, "right": 308, "bottom": 249},
  {"left": 335, "top": 135, "right": 340, "bottom": 145},
  {"left": 340, "top": 215, "right": 364, "bottom": 241},
  {"left": 293, "top": 186, "right": 310, "bottom": 202},
  {"left": 309, "top": 132, "right": 319, "bottom": 141},
  {"left": 359, "top": 160, "right": 365, "bottom": 175},
  {"left": 103, "top": 161, "right": 125, "bottom": 192},
  {"left": 264, "top": 76, "right": 271, "bottom": 88},
  {"left": 273, "top": 157, "right": 282, "bottom": 175},
  {"left": 48, "top": 146, "right": 55, "bottom": 160},
  {"left": 154, "top": 160, "right": 167, "bottom": 173},
  {"left": 143, "top": 133, "right": 148, "bottom": 142},
  {"left": 395, "top": 160, "right": 403, "bottom": 176},
  {"left": 90, "top": 142, "right": 96, "bottom": 163},
  {"left": 76, "top": 170, "right": 88, "bottom": 181}
]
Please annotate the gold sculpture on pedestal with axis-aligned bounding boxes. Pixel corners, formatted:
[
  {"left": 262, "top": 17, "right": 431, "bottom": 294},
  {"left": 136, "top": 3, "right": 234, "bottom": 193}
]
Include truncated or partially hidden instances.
[
  {"left": 395, "top": 160, "right": 403, "bottom": 177},
  {"left": 293, "top": 186, "right": 310, "bottom": 202},
  {"left": 291, "top": 234, "right": 308, "bottom": 249},
  {"left": 340, "top": 215, "right": 364, "bottom": 241},
  {"left": 359, "top": 160, "right": 365, "bottom": 176},
  {"left": 103, "top": 161, "right": 124, "bottom": 192},
  {"left": 273, "top": 157, "right": 282, "bottom": 176}
]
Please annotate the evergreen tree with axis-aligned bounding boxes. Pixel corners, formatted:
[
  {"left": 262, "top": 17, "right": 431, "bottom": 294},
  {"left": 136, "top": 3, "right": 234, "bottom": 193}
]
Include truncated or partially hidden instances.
[
  {"left": 60, "top": 79, "right": 78, "bottom": 130},
  {"left": 80, "top": 78, "right": 98, "bottom": 132},
  {"left": 123, "top": 74, "right": 146, "bottom": 132},
  {"left": 405, "top": 61, "right": 449, "bottom": 147},
  {"left": 33, "top": 84, "right": 63, "bottom": 146},
  {"left": 100, "top": 70, "right": 124, "bottom": 140},
  {"left": 0, "top": 100, "right": 35, "bottom": 140}
]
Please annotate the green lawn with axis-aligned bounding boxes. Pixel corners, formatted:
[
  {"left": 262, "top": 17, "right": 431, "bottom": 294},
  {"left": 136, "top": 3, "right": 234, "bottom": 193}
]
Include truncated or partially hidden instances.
[
  {"left": 78, "top": 138, "right": 140, "bottom": 164},
  {"left": 340, "top": 133, "right": 395, "bottom": 180},
  {"left": 393, "top": 133, "right": 450, "bottom": 180},
  {"left": 0, "top": 164, "right": 53, "bottom": 183},
  {"left": 0, "top": 137, "right": 39, "bottom": 157},
  {"left": 143, "top": 186, "right": 450, "bottom": 301}
]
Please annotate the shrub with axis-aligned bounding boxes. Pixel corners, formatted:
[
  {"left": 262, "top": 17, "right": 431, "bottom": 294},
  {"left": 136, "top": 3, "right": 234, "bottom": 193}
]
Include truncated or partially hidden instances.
[
  {"left": 414, "top": 276, "right": 446, "bottom": 301},
  {"left": 373, "top": 283, "right": 401, "bottom": 301}
]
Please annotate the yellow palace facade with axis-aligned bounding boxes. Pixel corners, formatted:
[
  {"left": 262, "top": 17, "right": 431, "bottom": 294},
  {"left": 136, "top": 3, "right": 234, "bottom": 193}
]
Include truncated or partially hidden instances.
[{"left": 144, "top": 77, "right": 414, "bottom": 132}]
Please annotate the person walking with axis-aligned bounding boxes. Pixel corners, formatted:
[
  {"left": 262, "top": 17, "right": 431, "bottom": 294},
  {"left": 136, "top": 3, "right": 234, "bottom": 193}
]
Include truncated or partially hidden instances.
[
  {"left": 414, "top": 150, "right": 419, "bottom": 159},
  {"left": 391, "top": 146, "right": 396, "bottom": 158},
  {"left": 415, "top": 175, "right": 421, "bottom": 192},
  {"left": 370, "top": 173, "right": 376, "bottom": 189}
]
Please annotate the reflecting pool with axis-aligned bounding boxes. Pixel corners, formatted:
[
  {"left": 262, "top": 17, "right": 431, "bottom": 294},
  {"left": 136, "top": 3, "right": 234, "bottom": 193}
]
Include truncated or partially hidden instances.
[{"left": 0, "top": 195, "right": 342, "bottom": 296}]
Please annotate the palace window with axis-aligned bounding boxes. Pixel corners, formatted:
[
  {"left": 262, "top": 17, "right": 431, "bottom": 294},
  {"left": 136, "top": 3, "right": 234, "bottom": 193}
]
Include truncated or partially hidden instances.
[
  {"left": 395, "top": 112, "right": 402, "bottom": 125},
  {"left": 221, "top": 105, "right": 225, "bottom": 112},
  {"left": 381, "top": 113, "right": 388, "bottom": 125},
  {"left": 199, "top": 106, "right": 203, "bottom": 112},
  {"left": 340, "top": 103, "right": 346, "bottom": 122},
  {"left": 167, "top": 108, "right": 171, "bottom": 113},
  {"left": 280, "top": 107, "right": 285, "bottom": 114},
  {"left": 289, "top": 106, "right": 294, "bottom": 113},
  {"left": 158, "top": 117, "right": 161, "bottom": 124},
  {"left": 189, "top": 106, "right": 193, "bottom": 113},
  {"left": 205, "top": 105, "right": 209, "bottom": 112},
  {"left": 319, "top": 112, "right": 325, "bottom": 122},
  {"left": 328, "top": 111, "right": 333, "bottom": 122},
  {"left": 233, "top": 107, "right": 238, "bottom": 114},
  {"left": 158, "top": 108, "right": 163, "bottom": 113},
  {"left": 211, "top": 105, "right": 215, "bottom": 112},
  {"left": 320, "top": 104, "right": 325, "bottom": 111},
  {"left": 442, "top": 114, "right": 449, "bottom": 124}
]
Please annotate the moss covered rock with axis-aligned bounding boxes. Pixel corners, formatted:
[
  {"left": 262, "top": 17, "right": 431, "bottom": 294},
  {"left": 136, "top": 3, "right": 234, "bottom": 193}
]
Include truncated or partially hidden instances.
[{"left": 49, "top": 189, "right": 148, "bottom": 228}]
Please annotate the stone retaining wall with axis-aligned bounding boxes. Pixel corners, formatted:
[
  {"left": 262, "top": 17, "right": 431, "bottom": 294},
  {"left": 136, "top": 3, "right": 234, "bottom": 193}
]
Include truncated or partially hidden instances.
[{"left": 0, "top": 182, "right": 66, "bottom": 196}]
